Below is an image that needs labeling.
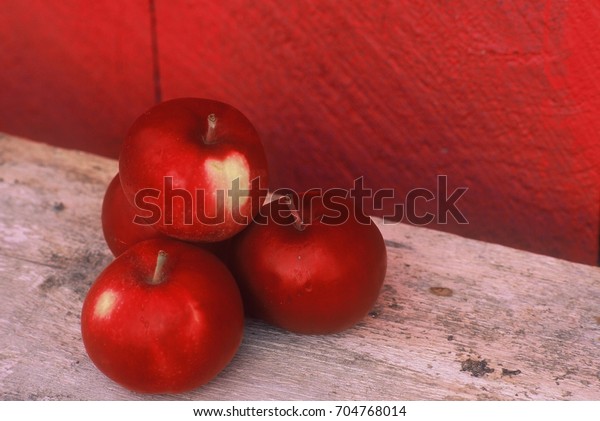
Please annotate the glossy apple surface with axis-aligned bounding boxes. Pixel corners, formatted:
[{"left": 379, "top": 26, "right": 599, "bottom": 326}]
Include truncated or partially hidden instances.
[
  {"left": 119, "top": 98, "right": 269, "bottom": 243},
  {"left": 81, "top": 238, "right": 244, "bottom": 393},
  {"left": 232, "top": 194, "right": 387, "bottom": 334},
  {"left": 101, "top": 173, "right": 169, "bottom": 256},
  {"left": 101, "top": 173, "right": 233, "bottom": 259}
]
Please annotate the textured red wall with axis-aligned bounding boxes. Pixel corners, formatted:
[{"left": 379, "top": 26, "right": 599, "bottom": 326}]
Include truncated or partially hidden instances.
[
  {"left": 1, "top": 0, "right": 598, "bottom": 265},
  {"left": 0, "top": 0, "right": 153, "bottom": 157}
]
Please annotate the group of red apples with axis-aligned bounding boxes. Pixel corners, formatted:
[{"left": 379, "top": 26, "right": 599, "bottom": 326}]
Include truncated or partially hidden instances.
[{"left": 80, "top": 98, "right": 388, "bottom": 394}]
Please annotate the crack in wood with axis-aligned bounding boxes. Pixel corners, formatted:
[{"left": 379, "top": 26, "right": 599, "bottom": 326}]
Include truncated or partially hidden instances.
[
  {"left": 0, "top": 251, "right": 66, "bottom": 270},
  {"left": 384, "top": 239, "right": 413, "bottom": 250}
]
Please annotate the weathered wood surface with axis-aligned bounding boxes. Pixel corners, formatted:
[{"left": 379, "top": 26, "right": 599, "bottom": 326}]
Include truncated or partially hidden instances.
[{"left": 0, "top": 133, "right": 599, "bottom": 401}]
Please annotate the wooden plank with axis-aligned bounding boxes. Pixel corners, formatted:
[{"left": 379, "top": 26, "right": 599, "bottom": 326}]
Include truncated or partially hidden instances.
[{"left": 1, "top": 133, "right": 599, "bottom": 400}]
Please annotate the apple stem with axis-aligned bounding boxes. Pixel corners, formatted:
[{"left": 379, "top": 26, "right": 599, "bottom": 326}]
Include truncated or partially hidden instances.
[
  {"left": 150, "top": 250, "right": 168, "bottom": 285},
  {"left": 281, "top": 195, "right": 305, "bottom": 231},
  {"left": 204, "top": 114, "right": 218, "bottom": 144}
]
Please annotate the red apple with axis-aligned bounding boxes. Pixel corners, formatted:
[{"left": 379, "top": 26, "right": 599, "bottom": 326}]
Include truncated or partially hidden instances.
[
  {"left": 101, "top": 173, "right": 169, "bottom": 256},
  {"left": 101, "top": 173, "right": 234, "bottom": 259},
  {"left": 231, "top": 193, "right": 387, "bottom": 334},
  {"left": 119, "top": 98, "right": 269, "bottom": 243},
  {"left": 81, "top": 238, "right": 244, "bottom": 393}
]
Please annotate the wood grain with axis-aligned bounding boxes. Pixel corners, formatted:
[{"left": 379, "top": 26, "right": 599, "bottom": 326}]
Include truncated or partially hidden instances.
[{"left": 0, "top": 134, "right": 599, "bottom": 400}]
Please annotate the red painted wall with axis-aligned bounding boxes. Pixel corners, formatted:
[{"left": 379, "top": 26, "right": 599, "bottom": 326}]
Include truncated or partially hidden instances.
[
  {"left": 0, "top": 0, "right": 154, "bottom": 157},
  {"left": 1, "top": 0, "right": 598, "bottom": 265}
]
